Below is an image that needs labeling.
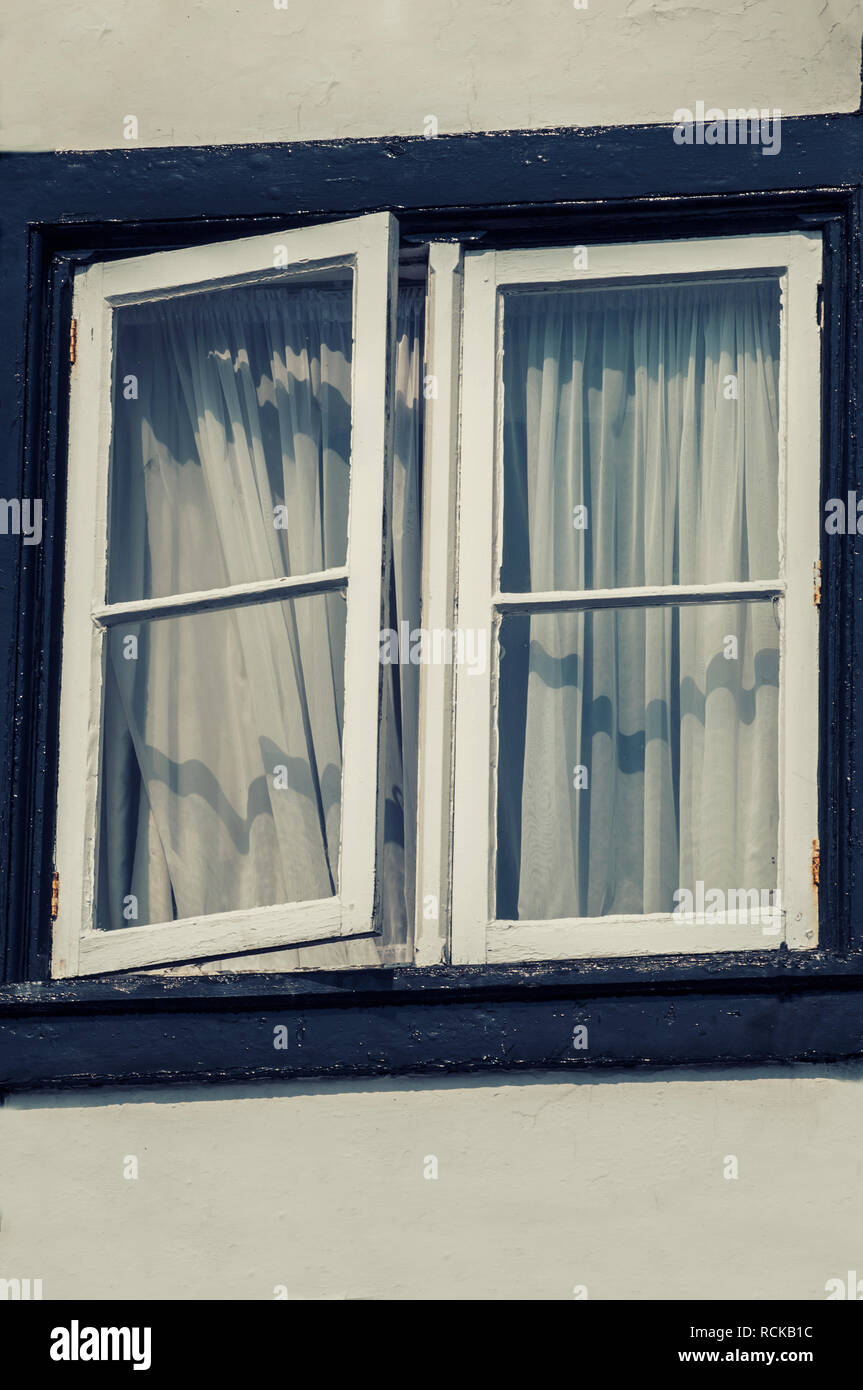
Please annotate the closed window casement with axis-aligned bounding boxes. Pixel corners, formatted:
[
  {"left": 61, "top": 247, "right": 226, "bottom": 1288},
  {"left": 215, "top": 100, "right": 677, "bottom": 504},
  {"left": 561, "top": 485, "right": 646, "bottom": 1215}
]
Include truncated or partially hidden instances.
[
  {"left": 451, "top": 234, "right": 822, "bottom": 964},
  {"left": 52, "top": 221, "right": 822, "bottom": 978}
]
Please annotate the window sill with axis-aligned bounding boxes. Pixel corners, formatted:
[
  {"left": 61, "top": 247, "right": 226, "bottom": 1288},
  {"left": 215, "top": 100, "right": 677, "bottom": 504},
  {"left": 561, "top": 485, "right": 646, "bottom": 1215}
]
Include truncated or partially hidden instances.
[{"left": 2, "top": 949, "right": 863, "bottom": 1091}]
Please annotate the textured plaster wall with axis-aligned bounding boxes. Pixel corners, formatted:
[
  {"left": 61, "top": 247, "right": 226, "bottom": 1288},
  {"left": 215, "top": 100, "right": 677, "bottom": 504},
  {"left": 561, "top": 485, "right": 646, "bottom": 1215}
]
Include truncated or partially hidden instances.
[
  {"left": 0, "top": 0, "right": 860, "bottom": 152},
  {"left": 2, "top": 1068, "right": 863, "bottom": 1300}
]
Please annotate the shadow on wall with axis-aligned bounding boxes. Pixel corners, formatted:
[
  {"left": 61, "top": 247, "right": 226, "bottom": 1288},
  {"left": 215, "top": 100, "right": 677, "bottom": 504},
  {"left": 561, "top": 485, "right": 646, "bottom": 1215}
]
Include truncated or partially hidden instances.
[{"left": 6, "top": 1059, "right": 863, "bottom": 1110}]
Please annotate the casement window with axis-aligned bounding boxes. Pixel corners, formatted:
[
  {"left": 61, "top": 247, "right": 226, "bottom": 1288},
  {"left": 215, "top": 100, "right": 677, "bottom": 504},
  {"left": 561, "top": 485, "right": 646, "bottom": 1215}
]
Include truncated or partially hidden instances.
[
  {"left": 6, "top": 127, "right": 862, "bottom": 1083},
  {"left": 451, "top": 233, "right": 822, "bottom": 964},
  {"left": 54, "top": 213, "right": 408, "bottom": 975},
  {"left": 52, "top": 220, "right": 822, "bottom": 978}
]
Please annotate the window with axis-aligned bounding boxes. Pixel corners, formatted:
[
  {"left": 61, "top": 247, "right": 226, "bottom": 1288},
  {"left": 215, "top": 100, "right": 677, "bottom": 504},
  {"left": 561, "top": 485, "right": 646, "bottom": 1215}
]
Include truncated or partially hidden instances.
[
  {"left": 451, "top": 233, "right": 822, "bottom": 963},
  {"left": 3, "top": 128, "right": 859, "bottom": 1082},
  {"left": 52, "top": 222, "right": 822, "bottom": 979},
  {"left": 54, "top": 213, "right": 404, "bottom": 975}
]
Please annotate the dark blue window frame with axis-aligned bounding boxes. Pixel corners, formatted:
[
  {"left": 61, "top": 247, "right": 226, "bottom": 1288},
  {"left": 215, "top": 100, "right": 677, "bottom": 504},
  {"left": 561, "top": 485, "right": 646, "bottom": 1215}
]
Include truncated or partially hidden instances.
[{"left": 0, "top": 117, "right": 861, "bottom": 1089}]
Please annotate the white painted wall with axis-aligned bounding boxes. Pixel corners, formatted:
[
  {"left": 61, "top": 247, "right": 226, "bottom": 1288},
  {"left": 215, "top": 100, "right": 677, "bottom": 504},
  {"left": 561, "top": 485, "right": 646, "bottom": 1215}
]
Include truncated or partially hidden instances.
[
  {"left": 1, "top": 0, "right": 860, "bottom": 1301},
  {"left": 0, "top": 0, "right": 860, "bottom": 151},
  {"left": 2, "top": 1067, "right": 863, "bottom": 1300}
]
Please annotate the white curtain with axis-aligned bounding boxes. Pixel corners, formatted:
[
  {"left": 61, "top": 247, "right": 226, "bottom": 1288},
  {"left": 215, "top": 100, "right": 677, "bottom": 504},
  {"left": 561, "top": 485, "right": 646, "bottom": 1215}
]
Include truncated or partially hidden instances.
[
  {"left": 99, "top": 283, "right": 422, "bottom": 963},
  {"left": 498, "top": 280, "right": 781, "bottom": 920}
]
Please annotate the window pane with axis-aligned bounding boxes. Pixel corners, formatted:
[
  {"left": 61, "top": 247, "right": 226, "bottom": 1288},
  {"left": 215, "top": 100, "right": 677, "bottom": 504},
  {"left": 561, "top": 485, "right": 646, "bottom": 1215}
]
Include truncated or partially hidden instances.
[
  {"left": 500, "top": 279, "right": 781, "bottom": 592},
  {"left": 496, "top": 600, "right": 779, "bottom": 920},
  {"left": 107, "top": 277, "right": 353, "bottom": 602},
  {"left": 95, "top": 592, "right": 345, "bottom": 931}
]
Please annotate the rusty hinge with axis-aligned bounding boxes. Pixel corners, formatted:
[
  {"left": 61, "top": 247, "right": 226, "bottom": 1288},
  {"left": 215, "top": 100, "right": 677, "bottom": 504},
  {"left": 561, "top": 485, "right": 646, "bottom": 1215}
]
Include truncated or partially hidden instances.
[
  {"left": 69, "top": 318, "right": 78, "bottom": 367},
  {"left": 811, "top": 840, "right": 820, "bottom": 888},
  {"left": 813, "top": 559, "right": 821, "bottom": 607},
  {"left": 50, "top": 870, "right": 60, "bottom": 920}
]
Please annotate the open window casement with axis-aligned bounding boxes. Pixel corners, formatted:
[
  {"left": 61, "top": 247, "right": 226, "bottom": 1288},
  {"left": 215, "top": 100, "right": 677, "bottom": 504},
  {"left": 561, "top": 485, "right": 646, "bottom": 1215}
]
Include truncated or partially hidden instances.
[
  {"left": 53, "top": 213, "right": 399, "bottom": 976},
  {"left": 451, "top": 232, "right": 822, "bottom": 965}
]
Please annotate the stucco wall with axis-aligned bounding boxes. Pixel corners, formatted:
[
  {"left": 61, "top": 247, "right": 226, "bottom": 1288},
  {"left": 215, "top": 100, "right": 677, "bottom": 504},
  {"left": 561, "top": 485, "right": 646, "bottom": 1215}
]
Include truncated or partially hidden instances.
[
  {"left": 1, "top": 0, "right": 860, "bottom": 152},
  {"left": 1, "top": 0, "right": 861, "bottom": 1301},
  {"left": 2, "top": 1067, "right": 862, "bottom": 1300}
]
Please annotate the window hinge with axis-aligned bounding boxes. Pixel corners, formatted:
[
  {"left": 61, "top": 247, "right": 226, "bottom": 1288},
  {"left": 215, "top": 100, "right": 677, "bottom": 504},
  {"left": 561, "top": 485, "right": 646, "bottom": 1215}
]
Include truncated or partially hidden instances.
[
  {"left": 813, "top": 559, "right": 821, "bottom": 607},
  {"left": 811, "top": 840, "right": 820, "bottom": 888},
  {"left": 50, "top": 870, "right": 60, "bottom": 920},
  {"left": 69, "top": 318, "right": 78, "bottom": 367},
  {"left": 816, "top": 283, "right": 824, "bottom": 330}
]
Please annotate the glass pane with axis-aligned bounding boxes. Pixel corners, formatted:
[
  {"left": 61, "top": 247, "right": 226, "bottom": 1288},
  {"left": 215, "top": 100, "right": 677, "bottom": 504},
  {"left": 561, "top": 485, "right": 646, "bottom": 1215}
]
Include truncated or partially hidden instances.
[
  {"left": 500, "top": 278, "right": 781, "bottom": 592},
  {"left": 496, "top": 600, "right": 779, "bottom": 921},
  {"left": 107, "top": 275, "right": 353, "bottom": 602},
  {"left": 95, "top": 592, "right": 346, "bottom": 930}
]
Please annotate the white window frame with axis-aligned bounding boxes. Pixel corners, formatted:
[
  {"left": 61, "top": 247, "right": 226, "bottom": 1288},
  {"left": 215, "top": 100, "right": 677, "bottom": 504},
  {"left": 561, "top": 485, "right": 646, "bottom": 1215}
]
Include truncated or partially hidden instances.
[
  {"left": 53, "top": 212, "right": 399, "bottom": 978},
  {"left": 450, "top": 232, "right": 822, "bottom": 965},
  {"left": 413, "top": 241, "right": 463, "bottom": 965}
]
